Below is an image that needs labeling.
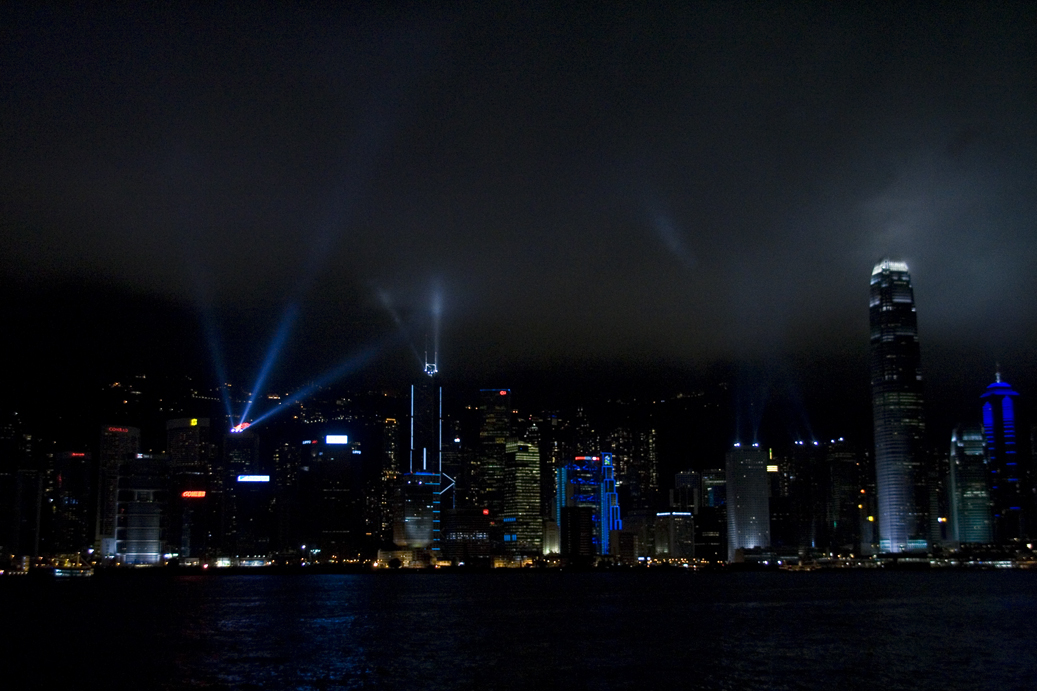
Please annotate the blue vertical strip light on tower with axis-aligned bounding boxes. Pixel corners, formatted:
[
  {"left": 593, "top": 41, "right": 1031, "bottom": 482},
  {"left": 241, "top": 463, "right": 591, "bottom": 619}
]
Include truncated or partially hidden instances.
[
  {"left": 556, "top": 465, "right": 568, "bottom": 529},
  {"left": 599, "top": 453, "right": 622, "bottom": 555},
  {"left": 432, "top": 381, "right": 442, "bottom": 553}
]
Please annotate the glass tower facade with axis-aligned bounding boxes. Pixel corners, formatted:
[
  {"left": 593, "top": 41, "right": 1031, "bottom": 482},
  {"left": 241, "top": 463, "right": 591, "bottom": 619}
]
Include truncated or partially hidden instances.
[
  {"left": 725, "top": 445, "right": 770, "bottom": 561},
  {"left": 948, "top": 425, "right": 991, "bottom": 544},
  {"left": 869, "top": 259, "right": 928, "bottom": 552}
]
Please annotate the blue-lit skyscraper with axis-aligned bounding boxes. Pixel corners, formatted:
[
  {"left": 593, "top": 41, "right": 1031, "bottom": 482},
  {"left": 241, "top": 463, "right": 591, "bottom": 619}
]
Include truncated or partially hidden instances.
[
  {"left": 869, "top": 259, "right": 928, "bottom": 553},
  {"left": 599, "top": 453, "right": 622, "bottom": 554},
  {"left": 982, "top": 371, "right": 1027, "bottom": 542},
  {"left": 555, "top": 453, "right": 621, "bottom": 556}
]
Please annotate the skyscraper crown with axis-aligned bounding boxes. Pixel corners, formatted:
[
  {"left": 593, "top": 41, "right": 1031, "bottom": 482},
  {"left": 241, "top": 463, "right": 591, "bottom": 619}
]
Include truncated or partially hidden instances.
[{"left": 871, "top": 259, "right": 909, "bottom": 275}]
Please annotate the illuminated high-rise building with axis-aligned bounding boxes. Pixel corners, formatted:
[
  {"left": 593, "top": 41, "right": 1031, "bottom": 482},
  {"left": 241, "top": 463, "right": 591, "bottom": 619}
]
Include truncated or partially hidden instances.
[
  {"left": 221, "top": 431, "right": 270, "bottom": 557},
  {"left": 96, "top": 425, "right": 140, "bottom": 557},
  {"left": 555, "top": 452, "right": 622, "bottom": 557},
  {"left": 477, "top": 388, "right": 511, "bottom": 517},
  {"left": 116, "top": 454, "right": 169, "bottom": 565},
  {"left": 167, "top": 418, "right": 212, "bottom": 472},
  {"left": 725, "top": 444, "right": 770, "bottom": 561},
  {"left": 654, "top": 511, "right": 694, "bottom": 559},
  {"left": 869, "top": 259, "right": 928, "bottom": 552},
  {"left": 502, "top": 439, "right": 542, "bottom": 554},
  {"left": 982, "top": 371, "right": 1028, "bottom": 542},
  {"left": 167, "top": 418, "right": 213, "bottom": 559},
  {"left": 393, "top": 357, "right": 442, "bottom": 553},
  {"left": 948, "top": 425, "right": 991, "bottom": 544}
]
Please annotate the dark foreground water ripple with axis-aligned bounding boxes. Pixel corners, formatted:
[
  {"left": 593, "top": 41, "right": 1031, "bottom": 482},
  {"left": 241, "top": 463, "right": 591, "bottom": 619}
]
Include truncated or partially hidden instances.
[{"left": 2, "top": 570, "right": 1035, "bottom": 690}]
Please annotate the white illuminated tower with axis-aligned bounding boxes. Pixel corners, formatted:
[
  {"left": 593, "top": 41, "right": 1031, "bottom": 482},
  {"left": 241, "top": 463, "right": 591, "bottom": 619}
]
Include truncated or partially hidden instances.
[
  {"left": 725, "top": 444, "right": 770, "bottom": 561},
  {"left": 869, "top": 259, "right": 928, "bottom": 553}
]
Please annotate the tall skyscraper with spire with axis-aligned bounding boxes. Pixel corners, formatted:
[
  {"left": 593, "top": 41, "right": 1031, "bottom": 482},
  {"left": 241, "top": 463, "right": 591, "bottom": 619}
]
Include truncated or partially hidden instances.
[
  {"left": 981, "top": 368, "right": 1028, "bottom": 543},
  {"left": 869, "top": 259, "right": 928, "bottom": 552},
  {"left": 392, "top": 349, "right": 442, "bottom": 554}
]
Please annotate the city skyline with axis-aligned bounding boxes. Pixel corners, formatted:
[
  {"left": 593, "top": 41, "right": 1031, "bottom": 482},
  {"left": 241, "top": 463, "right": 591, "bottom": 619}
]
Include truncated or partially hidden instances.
[
  {"left": 1, "top": 3, "right": 1036, "bottom": 563},
  {"left": 3, "top": 6, "right": 1035, "bottom": 689}
]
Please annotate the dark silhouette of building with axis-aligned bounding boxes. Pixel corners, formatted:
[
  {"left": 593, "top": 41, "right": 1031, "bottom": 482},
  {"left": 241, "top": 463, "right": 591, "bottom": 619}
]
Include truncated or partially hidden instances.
[
  {"left": 476, "top": 388, "right": 511, "bottom": 518},
  {"left": 560, "top": 505, "right": 594, "bottom": 560},
  {"left": 51, "top": 451, "right": 94, "bottom": 556}
]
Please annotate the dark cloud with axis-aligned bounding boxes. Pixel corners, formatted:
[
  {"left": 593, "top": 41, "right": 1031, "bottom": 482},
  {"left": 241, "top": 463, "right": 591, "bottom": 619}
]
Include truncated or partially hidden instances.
[{"left": 2, "top": 2, "right": 1035, "bottom": 432}]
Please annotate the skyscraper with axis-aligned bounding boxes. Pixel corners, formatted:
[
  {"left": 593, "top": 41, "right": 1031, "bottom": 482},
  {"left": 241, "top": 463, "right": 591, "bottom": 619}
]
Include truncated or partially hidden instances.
[
  {"left": 948, "top": 425, "right": 991, "bottom": 544},
  {"left": 502, "top": 439, "right": 542, "bottom": 554},
  {"left": 477, "top": 388, "right": 511, "bottom": 517},
  {"left": 725, "top": 444, "right": 770, "bottom": 561},
  {"left": 51, "top": 452, "right": 94, "bottom": 556},
  {"left": 555, "top": 453, "right": 621, "bottom": 557},
  {"left": 982, "top": 371, "right": 1027, "bottom": 542},
  {"left": 393, "top": 358, "right": 442, "bottom": 553},
  {"left": 96, "top": 425, "right": 140, "bottom": 557},
  {"left": 869, "top": 259, "right": 928, "bottom": 553}
]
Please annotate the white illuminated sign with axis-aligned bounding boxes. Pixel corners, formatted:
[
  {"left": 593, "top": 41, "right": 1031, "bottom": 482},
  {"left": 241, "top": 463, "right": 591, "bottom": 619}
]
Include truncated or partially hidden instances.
[
  {"left": 325, "top": 435, "right": 349, "bottom": 444},
  {"left": 237, "top": 475, "right": 270, "bottom": 483}
]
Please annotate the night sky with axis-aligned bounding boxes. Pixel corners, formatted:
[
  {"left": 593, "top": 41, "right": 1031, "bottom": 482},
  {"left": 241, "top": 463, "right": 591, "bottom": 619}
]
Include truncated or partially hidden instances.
[{"left": 2, "top": 3, "right": 1035, "bottom": 445}]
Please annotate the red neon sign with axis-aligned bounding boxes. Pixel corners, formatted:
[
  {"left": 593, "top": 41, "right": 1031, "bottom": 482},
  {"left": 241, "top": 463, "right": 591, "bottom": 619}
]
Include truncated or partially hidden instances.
[
  {"left": 482, "top": 509, "right": 490, "bottom": 515},
  {"left": 107, "top": 427, "right": 129, "bottom": 433},
  {"left": 70, "top": 452, "right": 86, "bottom": 457},
  {"left": 499, "top": 390, "right": 507, "bottom": 396},
  {"left": 182, "top": 490, "right": 207, "bottom": 498}
]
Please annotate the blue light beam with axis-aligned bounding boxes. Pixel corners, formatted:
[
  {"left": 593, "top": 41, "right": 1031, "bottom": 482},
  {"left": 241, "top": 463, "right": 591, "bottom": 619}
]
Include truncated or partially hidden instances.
[
  {"left": 200, "top": 309, "right": 235, "bottom": 421},
  {"left": 245, "top": 339, "right": 392, "bottom": 430},
  {"left": 238, "top": 303, "right": 301, "bottom": 426}
]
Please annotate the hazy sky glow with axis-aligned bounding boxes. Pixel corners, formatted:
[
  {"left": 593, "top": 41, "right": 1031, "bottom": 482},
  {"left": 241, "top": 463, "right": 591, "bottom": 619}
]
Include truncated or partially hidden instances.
[{"left": 2, "top": 3, "right": 1035, "bottom": 435}]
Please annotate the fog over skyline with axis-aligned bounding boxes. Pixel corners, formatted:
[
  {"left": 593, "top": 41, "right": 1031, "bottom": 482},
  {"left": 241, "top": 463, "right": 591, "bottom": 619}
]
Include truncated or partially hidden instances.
[{"left": 2, "top": 3, "right": 1035, "bottom": 443}]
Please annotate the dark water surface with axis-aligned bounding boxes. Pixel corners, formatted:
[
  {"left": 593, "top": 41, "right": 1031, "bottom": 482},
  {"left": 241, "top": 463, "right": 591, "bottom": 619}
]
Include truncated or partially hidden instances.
[{"left": 3, "top": 570, "right": 1035, "bottom": 690}]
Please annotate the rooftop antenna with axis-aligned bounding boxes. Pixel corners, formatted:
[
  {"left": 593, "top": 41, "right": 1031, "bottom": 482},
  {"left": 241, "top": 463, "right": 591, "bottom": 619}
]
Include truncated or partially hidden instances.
[
  {"left": 995, "top": 362, "right": 1002, "bottom": 383},
  {"left": 424, "top": 334, "right": 437, "bottom": 377}
]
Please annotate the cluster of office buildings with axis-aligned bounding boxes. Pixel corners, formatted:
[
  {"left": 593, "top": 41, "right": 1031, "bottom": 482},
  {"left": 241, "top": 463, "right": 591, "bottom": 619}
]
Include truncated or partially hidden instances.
[{"left": 1, "top": 260, "right": 1034, "bottom": 570}]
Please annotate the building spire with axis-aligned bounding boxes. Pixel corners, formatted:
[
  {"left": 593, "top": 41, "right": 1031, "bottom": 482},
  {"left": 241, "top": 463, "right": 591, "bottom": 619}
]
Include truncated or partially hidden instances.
[
  {"left": 995, "top": 362, "right": 1002, "bottom": 383},
  {"left": 423, "top": 333, "right": 438, "bottom": 377}
]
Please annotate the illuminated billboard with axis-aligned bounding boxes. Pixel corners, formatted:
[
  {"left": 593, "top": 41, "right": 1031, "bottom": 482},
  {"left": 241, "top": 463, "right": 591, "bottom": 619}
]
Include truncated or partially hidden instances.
[
  {"left": 325, "top": 435, "right": 349, "bottom": 444},
  {"left": 182, "top": 490, "right": 207, "bottom": 498},
  {"left": 237, "top": 475, "right": 270, "bottom": 483}
]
